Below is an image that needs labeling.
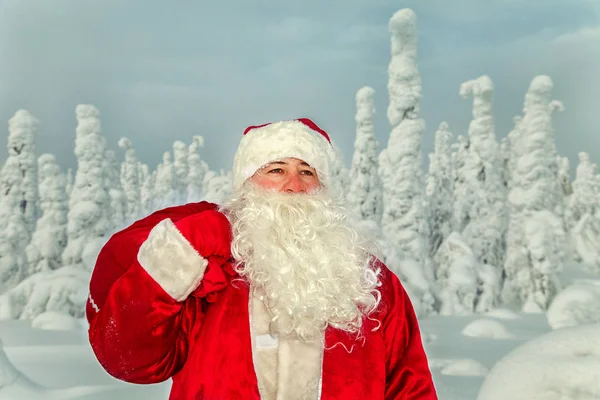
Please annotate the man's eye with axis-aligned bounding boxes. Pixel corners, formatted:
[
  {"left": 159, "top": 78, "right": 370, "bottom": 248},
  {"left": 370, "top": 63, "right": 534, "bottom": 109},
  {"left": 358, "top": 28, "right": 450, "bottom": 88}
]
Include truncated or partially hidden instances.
[
  {"left": 268, "top": 168, "right": 283, "bottom": 173},
  {"left": 301, "top": 170, "right": 315, "bottom": 176}
]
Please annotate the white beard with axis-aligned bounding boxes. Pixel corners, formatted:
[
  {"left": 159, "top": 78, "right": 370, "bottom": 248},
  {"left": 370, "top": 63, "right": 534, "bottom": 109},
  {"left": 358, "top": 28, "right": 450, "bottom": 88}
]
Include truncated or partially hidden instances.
[{"left": 220, "top": 183, "right": 381, "bottom": 342}]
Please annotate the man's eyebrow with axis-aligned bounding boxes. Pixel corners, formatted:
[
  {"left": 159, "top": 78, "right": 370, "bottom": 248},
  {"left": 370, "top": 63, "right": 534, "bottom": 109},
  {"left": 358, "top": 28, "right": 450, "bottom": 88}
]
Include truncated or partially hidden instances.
[{"left": 267, "top": 160, "right": 313, "bottom": 168}]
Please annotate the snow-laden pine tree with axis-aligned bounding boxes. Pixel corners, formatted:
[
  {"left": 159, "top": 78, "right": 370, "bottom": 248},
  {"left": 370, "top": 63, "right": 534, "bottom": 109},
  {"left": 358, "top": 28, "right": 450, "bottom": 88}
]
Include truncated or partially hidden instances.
[
  {"left": 62, "top": 105, "right": 112, "bottom": 270},
  {"left": 25, "top": 154, "right": 68, "bottom": 274},
  {"left": 118, "top": 137, "right": 141, "bottom": 224},
  {"left": 568, "top": 153, "right": 600, "bottom": 270},
  {"left": 0, "top": 110, "right": 39, "bottom": 291},
  {"left": 0, "top": 157, "right": 30, "bottom": 292},
  {"left": 65, "top": 168, "right": 73, "bottom": 198},
  {"left": 452, "top": 135, "right": 472, "bottom": 233},
  {"left": 457, "top": 75, "right": 506, "bottom": 309},
  {"left": 378, "top": 8, "right": 434, "bottom": 314},
  {"left": 202, "top": 169, "right": 232, "bottom": 204},
  {"left": 138, "top": 162, "right": 154, "bottom": 216},
  {"left": 5, "top": 110, "right": 39, "bottom": 233},
  {"left": 347, "top": 86, "right": 383, "bottom": 225},
  {"left": 173, "top": 140, "right": 189, "bottom": 204},
  {"left": 105, "top": 149, "right": 126, "bottom": 232},
  {"left": 503, "top": 76, "right": 566, "bottom": 311},
  {"left": 330, "top": 141, "right": 349, "bottom": 201},
  {"left": 187, "top": 136, "right": 209, "bottom": 203},
  {"left": 434, "top": 232, "right": 500, "bottom": 314},
  {"left": 153, "top": 151, "right": 177, "bottom": 209},
  {"left": 566, "top": 152, "right": 598, "bottom": 230},
  {"left": 433, "top": 232, "right": 478, "bottom": 315},
  {"left": 499, "top": 137, "right": 510, "bottom": 189},
  {"left": 425, "top": 122, "right": 454, "bottom": 258},
  {"left": 0, "top": 265, "right": 89, "bottom": 320},
  {"left": 504, "top": 116, "right": 524, "bottom": 191},
  {"left": 557, "top": 156, "right": 573, "bottom": 199}
]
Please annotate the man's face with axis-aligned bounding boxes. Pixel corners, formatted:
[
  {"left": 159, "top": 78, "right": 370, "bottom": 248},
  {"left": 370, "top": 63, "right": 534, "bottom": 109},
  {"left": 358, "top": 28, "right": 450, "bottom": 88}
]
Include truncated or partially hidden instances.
[{"left": 248, "top": 157, "right": 321, "bottom": 194}]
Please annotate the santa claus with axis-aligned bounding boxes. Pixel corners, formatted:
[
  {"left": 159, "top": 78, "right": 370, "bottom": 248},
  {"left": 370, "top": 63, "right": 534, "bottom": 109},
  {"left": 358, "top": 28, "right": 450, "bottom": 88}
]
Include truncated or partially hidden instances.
[{"left": 87, "top": 118, "right": 437, "bottom": 399}]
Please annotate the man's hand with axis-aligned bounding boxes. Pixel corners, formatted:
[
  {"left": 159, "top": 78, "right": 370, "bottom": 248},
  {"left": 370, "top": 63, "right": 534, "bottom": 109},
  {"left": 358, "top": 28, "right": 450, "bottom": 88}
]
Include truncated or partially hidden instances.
[
  {"left": 136, "top": 209, "right": 233, "bottom": 302},
  {"left": 173, "top": 210, "right": 232, "bottom": 260}
]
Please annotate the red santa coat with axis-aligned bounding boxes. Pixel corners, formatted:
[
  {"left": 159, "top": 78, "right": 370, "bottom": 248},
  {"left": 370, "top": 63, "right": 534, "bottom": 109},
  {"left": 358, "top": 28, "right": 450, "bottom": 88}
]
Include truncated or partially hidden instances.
[{"left": 86, "top": 201, "right": 438, "bottom": 400}]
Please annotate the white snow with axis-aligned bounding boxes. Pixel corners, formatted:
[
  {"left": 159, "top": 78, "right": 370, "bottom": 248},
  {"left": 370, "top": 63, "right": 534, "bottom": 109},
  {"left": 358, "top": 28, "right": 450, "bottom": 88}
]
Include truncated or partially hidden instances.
[
  {"left": 546, "top": 283, "right": 600, "bottom": 329},
  {"left": 477, "top": 324, "right": 600, "bottom": 400},
  {"left": 485, "top": 308, "right": 521, "bottom": 320},
  {"left": 31, "top": 312, "right": 81, "bottom": 331},
  {"left": 440, "top": 359, "right": 489, "bottom": 377},
  {"left": 462, "top": 318, "right": 514, "bottom": 339},
  {"left": 0, "top": 6, "right": 599, "bottom": 400}
]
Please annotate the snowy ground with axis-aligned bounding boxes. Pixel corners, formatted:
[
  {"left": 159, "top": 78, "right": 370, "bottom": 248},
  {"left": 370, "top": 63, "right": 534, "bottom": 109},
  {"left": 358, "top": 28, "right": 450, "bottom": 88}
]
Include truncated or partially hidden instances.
[{"left": 0, "top": 263, "right": 598, "bottom": 400}]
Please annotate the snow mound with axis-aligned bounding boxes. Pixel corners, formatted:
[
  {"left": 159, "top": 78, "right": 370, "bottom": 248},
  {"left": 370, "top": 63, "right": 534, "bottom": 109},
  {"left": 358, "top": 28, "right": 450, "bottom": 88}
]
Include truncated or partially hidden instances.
[
  {"left": 477, "top": 323, "right": 600, "bottom": 400},
  {"left": 547, "top": 284, "right": 600, "bottom": 329},
  {"left": 31, "top": 311, "right": 81, "bottom": 331},
  {"left": 0, "top": 341, "right": 20, "bottom": 388},
  {"left": 0, "top": 266, "right": 89, "bottom": 321},
  {"left": 485, "top": 308, "right": 521, "bottom": 320},
  {"left": 0, "top": 339, "right": 43, "bottom": 398},
  {"left": 462, "top": 318, "right": 514, "bottom": 339},
  {"left": 441, "top": 359, "right": 489, "bottom": 377}
]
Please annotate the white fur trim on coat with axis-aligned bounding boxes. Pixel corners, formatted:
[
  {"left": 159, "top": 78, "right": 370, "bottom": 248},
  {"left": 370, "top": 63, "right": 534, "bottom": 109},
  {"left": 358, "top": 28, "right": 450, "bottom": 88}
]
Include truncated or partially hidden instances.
[
  {"left": 137, "top": 218, "right": 209, "bottom": 302},
  {"left": 250, "top": 289, "right": 323, "bottom": 400},
  {"left": 276, "top": 337, "right": 323, "bottom": 400},
  {"left": 232, "top": 120, "right": 336, "bottom": 194}
]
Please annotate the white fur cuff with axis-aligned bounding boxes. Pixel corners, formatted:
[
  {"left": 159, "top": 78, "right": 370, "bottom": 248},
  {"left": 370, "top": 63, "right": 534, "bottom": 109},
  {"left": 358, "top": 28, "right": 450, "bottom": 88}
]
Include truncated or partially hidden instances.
[{"left": 138, "top": 218, "right": 209, "bottom": 302}]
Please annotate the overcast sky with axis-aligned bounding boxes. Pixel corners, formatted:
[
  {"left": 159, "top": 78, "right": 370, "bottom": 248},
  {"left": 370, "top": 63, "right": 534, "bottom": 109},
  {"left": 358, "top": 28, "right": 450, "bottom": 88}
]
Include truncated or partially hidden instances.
[{"left": 1, "top": 0, "right": 599, "bottom": 175}]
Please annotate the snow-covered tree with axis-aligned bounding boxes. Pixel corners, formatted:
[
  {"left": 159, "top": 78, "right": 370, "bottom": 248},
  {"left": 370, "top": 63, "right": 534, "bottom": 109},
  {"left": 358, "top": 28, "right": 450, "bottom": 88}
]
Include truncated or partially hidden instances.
[
  {"left": 566, "top": 152, "right": 599, "bottom": 230},
  {"left": 0, "top": 110, "right": 39, "bottom": 291},
  {"left": 139, "top": 162, "right": 154, "bottom": 216},
  {"left": 118, "top": 137, "right": 141, "bottom": 224},
  {"left": 202, "top": 169, "right": 232, "bottom": 204},
  {"left": 153, "top": 151, "right": 177, "bottom": 209},
  {"left": 173, "top": 140, "right": 189, "bottom": 204},
  {"left": 452, "top": 135, "right": 471, "bottom": 233},
  {"left": 458, "top": 75, "right": 506, "bottom": 302},
  {"left": 0, "top": 157, "right": 30, "bottom": 292},
  {"left": 499, "top": 137, "right": 510, "bottom": 189},
  {"left": 187, "top": 136, "right": 208, "bottom": 203},
  {"left": 378, "top": 8, "right": 434, "bottom": 314},
  {"left": 347, "top": 86, "right": 383, "bottom": 224},
  {"left": 4, "top": 110, "right": 39, "bottom": 233},
  {"left": 557, "top": 156, "right": 573, "bottom": 199},
  {"left": 434, "top": 232, "right": 479, "bottom": 315},
  {"left": 503, "top": 76, "right": 566, "bottom": 311},
  {"left": 62, "top": 105, "right": 112, "bottom": 269},
  {"left": 65, "top": 168, "right": 74, "bottom": 198},
  {"left": 330, "top": 140, "right": 349, "bottom": 200},
  {"left": 425, "top": 122, "right": 454, "bottom": 258},
  {"left": 25, "top": 154, "right": 68, "bottom": 274},
  {"left": 504, "top": 116, "right": 524, "bottom": 191},
  {"left": 521, "top": 210, "right": 566, "bottom": 312},
  {"left": 105, "top": 149, "right": 127, "bottom": 231},
  {"left": 0, "top": 265, "right": 88, "bottom": 320}
]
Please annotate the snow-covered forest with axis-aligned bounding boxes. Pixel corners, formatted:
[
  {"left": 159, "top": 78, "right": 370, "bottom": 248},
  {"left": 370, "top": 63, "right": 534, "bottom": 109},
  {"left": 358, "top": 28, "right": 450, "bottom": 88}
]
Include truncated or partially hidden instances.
[{"left": 1, "top": 6, "right": 599, "bottom": 400}]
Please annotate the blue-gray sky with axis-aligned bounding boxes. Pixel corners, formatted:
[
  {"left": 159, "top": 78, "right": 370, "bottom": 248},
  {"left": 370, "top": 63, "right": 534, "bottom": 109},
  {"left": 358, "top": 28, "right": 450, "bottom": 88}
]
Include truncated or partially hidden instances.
[{"left": 1, "top": 0, "right": 599, "bottom": 174}]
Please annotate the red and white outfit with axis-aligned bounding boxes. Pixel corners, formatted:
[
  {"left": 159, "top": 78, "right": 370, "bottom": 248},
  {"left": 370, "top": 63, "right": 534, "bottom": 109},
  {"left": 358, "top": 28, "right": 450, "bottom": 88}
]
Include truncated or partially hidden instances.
[{"left": 87, "top": 119, "right": 438, "bottom": 399}]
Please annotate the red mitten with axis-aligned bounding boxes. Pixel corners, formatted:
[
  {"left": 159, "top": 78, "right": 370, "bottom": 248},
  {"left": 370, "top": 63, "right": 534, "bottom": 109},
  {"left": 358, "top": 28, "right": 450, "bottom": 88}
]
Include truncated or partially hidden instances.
[
  {"left": 173, "top": 210, "right": 232, "bottom": 259},
  {"left": 137, "top": 210, "right": 232, "bottom": 302}
]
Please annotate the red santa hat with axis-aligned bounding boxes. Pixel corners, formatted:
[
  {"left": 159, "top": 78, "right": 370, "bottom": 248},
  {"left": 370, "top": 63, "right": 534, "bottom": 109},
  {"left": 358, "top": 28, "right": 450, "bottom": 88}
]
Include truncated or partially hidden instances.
[{"left": 232, "top": 118, "right": 337, "bottom": 194}]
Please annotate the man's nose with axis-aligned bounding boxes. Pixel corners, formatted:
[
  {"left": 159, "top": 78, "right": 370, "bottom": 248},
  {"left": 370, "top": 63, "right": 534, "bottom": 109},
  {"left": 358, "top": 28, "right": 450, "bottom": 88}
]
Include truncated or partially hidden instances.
[{"left": 284, "top": 172, "right": 306, "bottom": 193}]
